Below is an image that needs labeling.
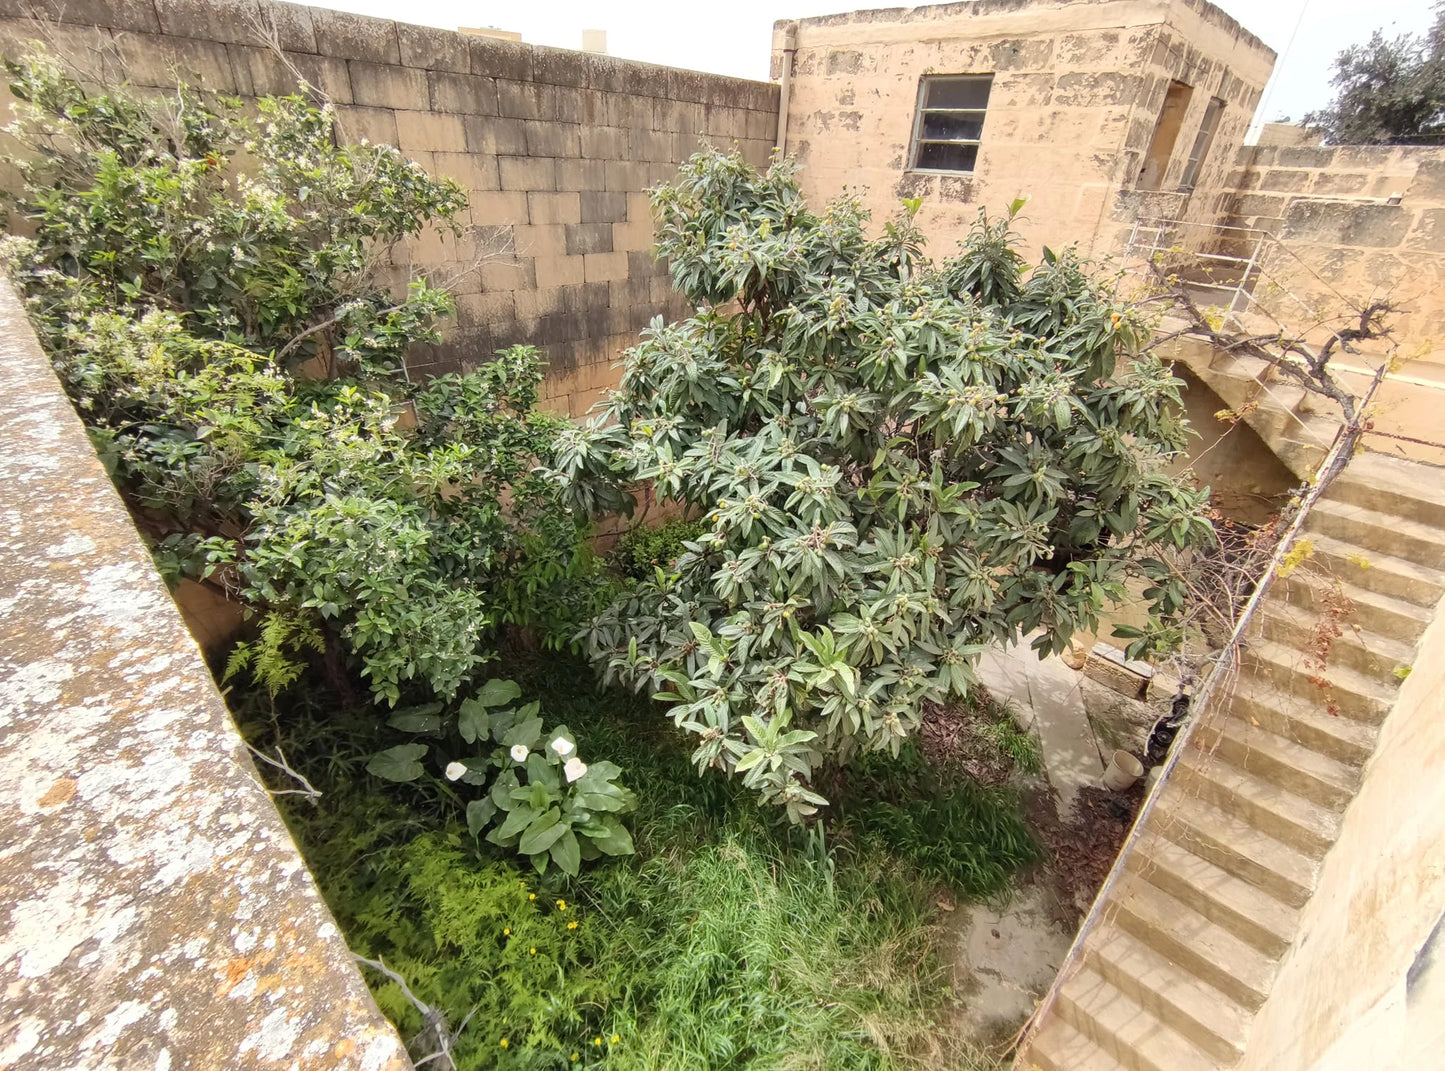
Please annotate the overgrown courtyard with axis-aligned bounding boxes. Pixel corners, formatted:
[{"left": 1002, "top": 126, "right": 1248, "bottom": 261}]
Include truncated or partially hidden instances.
[{"left": 1, "top": 57, "right": 1223, "bottom": 1069}]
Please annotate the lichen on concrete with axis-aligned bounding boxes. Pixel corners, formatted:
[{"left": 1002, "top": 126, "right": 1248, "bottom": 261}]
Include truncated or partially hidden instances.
[{"left": 0, "top": 276, "right": 410, "bottom": 1068}]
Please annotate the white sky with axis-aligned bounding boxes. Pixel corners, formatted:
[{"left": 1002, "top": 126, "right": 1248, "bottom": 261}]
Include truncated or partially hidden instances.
[{"left": 313, "top": 0, "right": 1438, "bottom": 138}]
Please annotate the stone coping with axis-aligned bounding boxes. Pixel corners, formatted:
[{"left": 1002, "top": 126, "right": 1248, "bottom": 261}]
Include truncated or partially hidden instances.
[{"left": 0, "top": 277, "right": 409, "bottom": 1068}]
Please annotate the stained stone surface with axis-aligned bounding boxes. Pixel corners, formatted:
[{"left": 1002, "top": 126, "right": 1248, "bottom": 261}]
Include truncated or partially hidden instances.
[{"left": 0, "top": 278, "right": 409, "bottom": 1069}]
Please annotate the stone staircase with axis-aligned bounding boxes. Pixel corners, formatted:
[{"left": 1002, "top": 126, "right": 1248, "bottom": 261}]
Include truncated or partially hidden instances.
[
  {"left": 1016, "top": 451, "right": 1445, "bottom": 1071},
  {"left": 1161, "top": 332, "right": 1341, "bottom": 481}
]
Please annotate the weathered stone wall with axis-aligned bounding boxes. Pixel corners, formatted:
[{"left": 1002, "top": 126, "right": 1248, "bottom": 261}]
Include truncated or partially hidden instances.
[
  {"left": 1222, "top": 144, "right": 1445, "bottom": 380},
  {"left": 0, "top": 0, "right": 779, "bottom": 417},
  {"left": 1234, "top": 585, "right": 1445, "bottom": 1071},
  {"left": 0, "top": 276, "right": 410, "bottom": 1068},
  {"left": 771, "top": 0, "right": 1272, "bottom": 261}
]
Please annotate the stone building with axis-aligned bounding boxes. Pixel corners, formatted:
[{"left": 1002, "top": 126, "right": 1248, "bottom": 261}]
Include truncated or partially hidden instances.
[{"left": 771, "top": 0, "right": 1275, "bottom": 258}]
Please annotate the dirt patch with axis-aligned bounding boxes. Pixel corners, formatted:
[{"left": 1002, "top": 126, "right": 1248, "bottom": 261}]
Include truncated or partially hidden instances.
[
  {"left": 919, "top": 693, "right": 1023, "bottom": 786},
  {"left": 1028, "top": 781, "right": 1147, "bottom": 923}
]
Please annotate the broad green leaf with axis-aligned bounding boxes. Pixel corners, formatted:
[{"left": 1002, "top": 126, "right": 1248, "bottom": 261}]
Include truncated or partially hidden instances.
[
  {"left": 518, "top": 808, "right": 568, "bottom": 855},
  {"left": 387, "top": 703, "right": 444, "bottom": 734},
  {"left": 365, "top": 743, "right": 428, "bottom": 782},
  {"left": 474, "top": 679, "right": 522, "bottom": 708},
  {"left": 549, "top": 829, "right": 581, "bottom": 876},
  {"left": 466, "top": 798, "right": 497, "bottom": 837}
]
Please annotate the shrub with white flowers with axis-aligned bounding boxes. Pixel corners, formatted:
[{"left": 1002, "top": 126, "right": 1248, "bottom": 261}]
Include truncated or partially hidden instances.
[
  {"left": 554, "top": 150, "right": 1215, "bottom": 822},
  {"left": 368, "top": 679, "right": 636, "bottom": 874}
]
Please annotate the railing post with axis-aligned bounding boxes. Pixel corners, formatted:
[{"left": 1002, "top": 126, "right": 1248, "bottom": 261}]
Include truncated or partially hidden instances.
[{"left": 1227, "top": 231, "right": 1265, "bottom": 330}]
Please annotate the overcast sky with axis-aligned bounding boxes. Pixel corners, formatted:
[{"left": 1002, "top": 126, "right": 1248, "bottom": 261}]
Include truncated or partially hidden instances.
[{"left": 313, "top": 0, "right": 1438, "bottom": 140}]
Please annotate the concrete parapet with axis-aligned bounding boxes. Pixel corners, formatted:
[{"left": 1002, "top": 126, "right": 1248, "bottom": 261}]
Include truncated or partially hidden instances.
[{"left": 0, "top": 277, "right": 410, "bottom": 1068}]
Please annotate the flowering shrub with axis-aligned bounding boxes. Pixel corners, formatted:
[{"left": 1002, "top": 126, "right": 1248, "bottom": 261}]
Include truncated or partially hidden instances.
[
  {"left": 368, "top": 678, "right": 636, "bottom": 874},
  {"left": 0, "top": 57, "right": 604, "bottom": 707},
  {"left": 554, "top": 150, "right": 1215, "bottom": 820}
]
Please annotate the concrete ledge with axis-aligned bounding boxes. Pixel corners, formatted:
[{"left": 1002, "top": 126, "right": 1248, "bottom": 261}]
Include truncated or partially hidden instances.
[{"left": 0, "top": 278, "right": 409, "bottom": 1068}]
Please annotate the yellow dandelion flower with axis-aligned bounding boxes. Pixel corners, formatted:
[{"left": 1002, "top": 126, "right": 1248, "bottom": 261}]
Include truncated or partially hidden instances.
[
  {"left": 499, "top": 1039, "right": 509, "bottom": 1049},
  {"left": 610, "top": 1034, "right": 620, "bottom": 1044},
  {"left": 503, "top": 928, "right": 511, "bottom": 936},
  {"left": 556, "top": 899, "right": 567, "bottom": 910},
  {"left": 529, "top": 893, "right": 536, "bottom": 901},
  {"left": 518, "top": 881, "right": 526, "bottom": 887},
  {"left": 529, "top": 947, "right": 537, "bottom": 955},
  {"left": 567, "top": 921, "right": 579, "bottom": 931},
  {"left": 571, "top": 1053, "right": 580, "bottom": 1063},
  {"left": 594, "top": 1037, "right": 603, "bottom": 1046}
]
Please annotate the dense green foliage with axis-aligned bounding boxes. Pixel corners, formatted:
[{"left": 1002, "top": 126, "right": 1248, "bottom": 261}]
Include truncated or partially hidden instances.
[
  {"left": 612, "top": 518, "right": 707, "bottom": 579},
  {"left": 0, "top": 58, "right": 601, "bottom": 711},
  {"left": 365, "top": 678, "right": 637, "bottom": 876},
  {"left": 1304, "top": 3, "right": 1445, "bottom": 145},
  {"left": 248, "top": 659, "right": 1026, "bottom": 1069},
  {"left": 554, "top": 151, "right": 1214, "bottom": 819}
]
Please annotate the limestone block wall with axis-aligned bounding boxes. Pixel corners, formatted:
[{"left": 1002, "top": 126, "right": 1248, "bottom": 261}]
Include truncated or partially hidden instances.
[
  {"left": 1234, "top": 587, "right": 1445, "bottom": 1071},
  {"left": 1222, "top": 144, "right": 1445, "bottom": 381},
  {"left": 771, "top": 0, "right": 1272, "bottom": 262},
  {"left": 0, "top": 0, "right": 779, "bottom": 417}
]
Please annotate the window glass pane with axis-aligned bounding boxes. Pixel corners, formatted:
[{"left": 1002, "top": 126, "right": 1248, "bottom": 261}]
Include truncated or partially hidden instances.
[
  {"left": 921, "top": 112, "right": 984, "bottom": 141},
  {"left": 925, "top": 77, "right": 991, "bottom": 110},
  {"left": 915, "top": 141, "right": 979, "bottom": 172}
]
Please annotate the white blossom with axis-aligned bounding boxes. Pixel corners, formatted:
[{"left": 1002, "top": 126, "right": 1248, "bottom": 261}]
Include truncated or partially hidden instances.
[
  {"left": 563, "top": 758, "right": 588, "bottom": 783},
  {"left": 444, "top": 761, "right": 466, "bottom": 781},
  {"left": 550, "top": 736, "right": 575, "bottom": 757},
  {"left": 510, "top": 744, "right": 530, "bottom": 763}
]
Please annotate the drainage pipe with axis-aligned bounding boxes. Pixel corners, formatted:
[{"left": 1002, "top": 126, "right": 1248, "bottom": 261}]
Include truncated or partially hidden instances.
[{"left": 775, "top": 22, "right": 798, "bottom": 157}]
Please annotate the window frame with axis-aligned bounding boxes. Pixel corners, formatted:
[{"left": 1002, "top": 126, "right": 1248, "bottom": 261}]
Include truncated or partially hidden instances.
[
  {"left": 908, "top": 73, "right": 994, "bottom": 175},
  {"left": 1179, "top": 96, "right": 1226, "bottom": 190}
]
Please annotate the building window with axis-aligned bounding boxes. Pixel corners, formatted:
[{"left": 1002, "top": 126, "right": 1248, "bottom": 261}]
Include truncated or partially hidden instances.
[
  {"left": 1138, "top": 80, "right": 1194, "bottom": 190},
  {"left": 909, "top": 74, "right": 993, "bottom": 173},
  {"left": 1180, "top": 97, "right": 1225, "bottom": 189}
]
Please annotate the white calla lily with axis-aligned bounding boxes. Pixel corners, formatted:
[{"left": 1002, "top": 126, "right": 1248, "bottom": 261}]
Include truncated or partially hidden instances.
[{"left": 509, "top": 744, "right": 530, "bottom": 763}]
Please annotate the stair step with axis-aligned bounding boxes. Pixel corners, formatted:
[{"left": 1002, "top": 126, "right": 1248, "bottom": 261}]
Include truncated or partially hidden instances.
[
  {"left": 1128, "top": 838, "right": 1297, "bottom": 957},
  {"left": 1327, "top": 454, "right": 1445, "bottom": 529},
  {"left": 1023, "top": 1016, "right": 1119, "bottom": 1071},
  {"left": 1108, "top": 875, "right": 1278, "bottom": 1009},
  {"left": 1056, "top": 968, "right": 1218, "bottom": 1071},
  {"left": 1154, "top": 791, "right": 1317, "bottom": 907},
  {"left": 1279, "top": 571, "right": 1432, "bottom": 644},
  {"left": 1195, "top": 712, "right": 1359, "bottom": 810},
  {"left": 1088, "top": 928, "right": 1249, "bottom": 1065},
  {"left": 1305, "top": 499, "right": 1445, "bottom": 570},
  {"left": 1242, "top": 638, "right": 1398, "bottom": 724},
  {"left": 1257, "top": 597, "right": 1417, "bottom": 685},
  {"left": 1175, "top": 744, "right": 1340, "bottom": 856},
  {"left": 1227, "top": 676, "right": 1377, "bottom": 766},
  {"left": 1303, "top": 532, "right": 1445, "bottom": 609}
]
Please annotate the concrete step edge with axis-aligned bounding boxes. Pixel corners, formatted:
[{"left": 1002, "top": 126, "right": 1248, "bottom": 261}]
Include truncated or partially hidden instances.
[
  {"left": 1196, "top": 714, "right": 1358, "bottom": 809},
  {"left": 1226, "top": 681, "right": 1377, "bottom": 766},
  {"left": 1087, "top": 928, "right": 1249, "bottom": 1065},
  {"left": 1128, "top": 836, "right": 1298, "bottom": 958},
  {"left": 1154, "top": 794, "right": 1317, "bottom": 907},
  {"left": 1108, "top": 877, "right": 1277, "bottom": 1009},
  {"left": 1056, "top": 967, "right": 1219, "bottom": 1071}
]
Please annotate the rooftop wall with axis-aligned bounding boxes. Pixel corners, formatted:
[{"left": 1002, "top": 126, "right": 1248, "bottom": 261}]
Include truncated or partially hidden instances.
[
  {"left": 771, "top": 0, "right": 1273, "bottom": 260},
  {"left": 0, "top": 0, "right": 779, "bottom": 418},
  {"left": 0, "top": 276, "right": 409, "bottom": 1068}
]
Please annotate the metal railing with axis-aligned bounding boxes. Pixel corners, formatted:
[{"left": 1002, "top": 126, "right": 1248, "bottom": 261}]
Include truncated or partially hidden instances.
[{"left": 1123, "top": 216, "right": 1445, "bottom": 452}]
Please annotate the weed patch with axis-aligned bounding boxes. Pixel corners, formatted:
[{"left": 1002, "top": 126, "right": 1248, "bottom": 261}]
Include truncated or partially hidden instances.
[{"left": 242, "top": 658, "right": 1037, "bottom": 1069}]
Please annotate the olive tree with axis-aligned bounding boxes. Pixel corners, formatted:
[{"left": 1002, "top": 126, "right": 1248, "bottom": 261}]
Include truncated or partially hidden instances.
[{"left": 552, "top": 151, "right": 1214, "bottom": 820}]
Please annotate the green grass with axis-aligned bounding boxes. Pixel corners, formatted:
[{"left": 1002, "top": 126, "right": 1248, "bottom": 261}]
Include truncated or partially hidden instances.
[{"left": 237, "top": 657, "right": 1035, "bottom": 1070}]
